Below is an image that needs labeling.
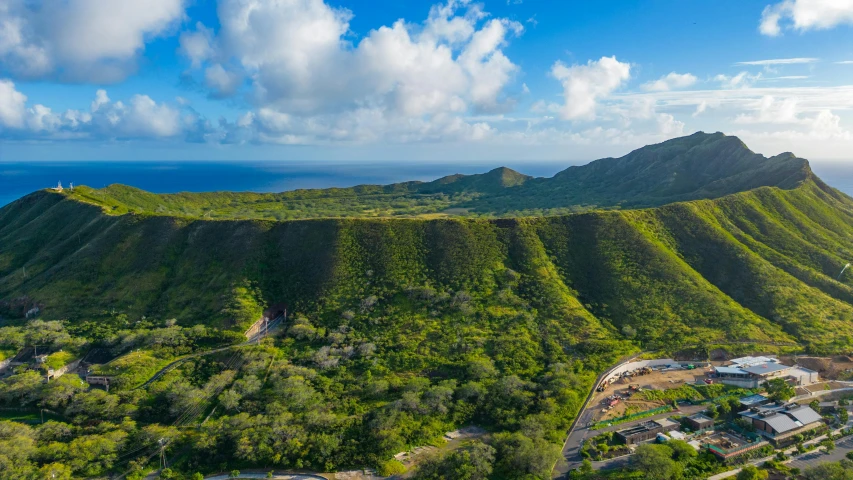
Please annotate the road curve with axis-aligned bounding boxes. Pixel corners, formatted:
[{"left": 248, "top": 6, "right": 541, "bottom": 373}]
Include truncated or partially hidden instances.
[{"left": 134, "top": 315, "right": 285, "bottom": 389}]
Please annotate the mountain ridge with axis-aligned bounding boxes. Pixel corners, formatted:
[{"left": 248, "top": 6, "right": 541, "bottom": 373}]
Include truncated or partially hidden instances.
[
  {"left": 2, "top": 135, "right": 852, "bottom": 354},
  {"left": 46, "top": 132, "right": 817, "bottom": 221}
]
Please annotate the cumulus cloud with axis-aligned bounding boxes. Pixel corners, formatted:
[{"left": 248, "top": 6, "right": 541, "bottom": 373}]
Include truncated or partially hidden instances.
[
  {"left": 760, "top": 0, "right": 853, "bottom": 36},
  {"left": 641, "top": 72, "right": 697, "bottom": 92},
  {"left": 174, "top": 0, "right": 523, "bottom": 143},
  {"left": 550, "top": 56, "right": 631, "bottom": 120},
  {"left": 179, "top": 23, "right": 215, "bottom": 69},
  {"left": 0, "top": 79, "right": 26, "bottom": 128},
  {"left": 204, "top": 64, "right": 242, "bottom": 98},
  {"left": 0, "top": 80, "right": 183, "bottom": 139},
  {"left": 0, "top": 0, "right": 186, "bottom": 82}
]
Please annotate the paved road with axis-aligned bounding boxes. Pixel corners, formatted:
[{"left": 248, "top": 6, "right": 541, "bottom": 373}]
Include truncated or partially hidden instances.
[
  {"left": 553, "top": 353, "right": 644, "bottom": 478},
  {"left": 135, "top": 315, "right": 284, "bottom": 389},
  {"left": 554, "top": 400, "right": 708, "bottom": 476}
]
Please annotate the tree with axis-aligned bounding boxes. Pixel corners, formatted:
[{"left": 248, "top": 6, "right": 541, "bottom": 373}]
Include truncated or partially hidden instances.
[
  {"left": 38, "top": 463, "right": 73, "bottom": 480},
  {"left": 579, "top": 459, "right": 593, "bottom": 475},
  {"left": 218, "top": 389, "right": 242, "bottom": 411},
  {"left": 763, "top": 378, "right": 796, "bottom": 402},
  {"left": 707, "top": 404, "right": 719, "bottom": 419},
  {"left": 631, "top": 444, "right": 680, "bottom": 480},
  {"left": 802, "top": 460, "right": 853, "bottom": 480},
  {"left": 414, "top": 442, "right": 495, "bottom": 480},
  {"left": 736, "top": 465, "right": 768, "bottom": 480},
  {"left": 668, "top": 439, "right": 697, "bottom": 461},
  {"left": 492, "top": 432, "right": 561, "bottom": 479}
]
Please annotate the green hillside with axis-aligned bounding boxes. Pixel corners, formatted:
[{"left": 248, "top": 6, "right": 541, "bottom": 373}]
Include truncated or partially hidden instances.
[
  {"left": 0, "top": 132, "right": 852, "bottom": 478},
  {"left": 59, "top": 132, "right": 811, "bottom": 220}
]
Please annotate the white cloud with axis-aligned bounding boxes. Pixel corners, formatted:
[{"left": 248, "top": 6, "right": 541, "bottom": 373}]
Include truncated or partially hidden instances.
[
  {"left": 714, "top": 71, "right": 762, "bottom": 89},
  {"left": 760, "top": 0, "right": 853, "bottom": 36},
  {"left": 172, "top": 0, "right": 523, "bottom": 143},
  {"left": 836, "top": 60, "right": 853, "bottom": 64},
  {"left": 0, "top": 78, "right": 26, "bottom": 128},
  {"left": 0, "top": 0, "right": 186, "bottom": 82},
  {"left": 204, "top": 64, "right": 242, "bottom": 98},
  {"left": 736, "top": 57, "right": 819, "bottom": 66},
  {"left": 641, "top": 72, "right": 697, "bottom": 92},
  {"left": 735, "top": 57, "right": 820, "bottom": 66},
  {"left": 734, "top": 95, "right": 802, "bottom": 124},
  {"left": 656, "top": 113, "right": 684, "bottom": 136},
  {"left": 0, "top": 82, "right": 183, "bottom": 139},
  {"left": 179, "top": 23, "right": 215, "bottom": 69},
  {"left": 91, "top": 89, "right": 109, "bottom": 112},
  {"left": 550, "top": 56, "right": 631, "bottom": 120}
]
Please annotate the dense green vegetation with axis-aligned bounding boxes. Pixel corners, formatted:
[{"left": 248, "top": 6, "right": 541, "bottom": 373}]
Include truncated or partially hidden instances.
[{"left": 1, "top": 132, "right": 853, "bottom": 478}]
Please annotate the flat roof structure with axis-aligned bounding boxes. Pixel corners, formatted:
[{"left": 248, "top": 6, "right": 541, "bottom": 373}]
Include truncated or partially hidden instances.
[
  {"left": 615, "top": 418, "right": 679, "bottom": 445},
  {"left": 741, "top": 363, "right": 790, "bottom": 375},
  {"left": 730, "top": 356, "right": 778, "bottom": 367},
  {"left": 715, "top": 366, "right": 748, "bottom": 375},
  {"left": 685, "top": 413, "right": 715, "bottom": 431},
  {"left": 739, "top": 394, "right": 770, "bottom": 407}
]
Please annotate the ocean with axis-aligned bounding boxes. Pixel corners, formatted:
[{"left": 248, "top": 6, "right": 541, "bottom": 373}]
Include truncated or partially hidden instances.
[{"left": 1, "top": 160, "right": 852, "bottom": 208}]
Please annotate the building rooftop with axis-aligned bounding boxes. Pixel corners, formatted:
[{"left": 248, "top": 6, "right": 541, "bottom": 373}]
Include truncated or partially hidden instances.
[
  {"left": 740, "top": 404, "right": 823, "bottom": 435},
  {"left": 739, "top": 394, "right": 770, "bottom": 406},
  {"left": 715, "top": 366, "right": 748, "bottom": 375},
  {"left": 741, "top": 362, "right": 790, "bottom": 376},
  {"left": 786, "top": 406, "right": 823, "bottom": 425},
  {"left": 765, "top": 414, "right": 801, "bottom": 434},
  {"left": 688, "top": 413, "right": 714, "bottom": 423},
  {"left": 657, "top": 418, "right": 678, "bottom": 429},
  {"left": 730, "top": 356, "right": 779, "bottom": 367}
]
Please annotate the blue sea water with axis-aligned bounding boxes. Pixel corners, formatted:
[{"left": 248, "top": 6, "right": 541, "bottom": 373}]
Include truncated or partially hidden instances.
[
  {"left": 0, "top": 161, "right": 569, "bottom": 208},
  {"left": 1, "top": 160, "right": 852, "bottom": 208}
]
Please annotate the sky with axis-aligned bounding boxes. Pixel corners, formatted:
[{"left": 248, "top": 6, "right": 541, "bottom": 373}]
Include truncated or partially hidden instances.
[{"left": 2, "top": 0, "right": 853, "bottom": 163}]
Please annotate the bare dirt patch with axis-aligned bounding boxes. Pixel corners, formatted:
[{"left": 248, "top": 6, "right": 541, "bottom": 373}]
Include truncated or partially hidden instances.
[
  {"left": 781, "top": 355, "right": 853, "bottom": 380},
  {"left": 589, "top": 366, "right": 716, "bottom": 422}
]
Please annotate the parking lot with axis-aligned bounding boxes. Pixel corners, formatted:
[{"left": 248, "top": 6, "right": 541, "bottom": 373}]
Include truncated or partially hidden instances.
[{"left": 788, "top": 435, "right": 853, "bottom": 471}]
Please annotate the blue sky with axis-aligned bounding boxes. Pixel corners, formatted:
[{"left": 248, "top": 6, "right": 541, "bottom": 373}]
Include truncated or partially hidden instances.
[{"left": 2, "top": 0, "right": 853, "bottom": 163}]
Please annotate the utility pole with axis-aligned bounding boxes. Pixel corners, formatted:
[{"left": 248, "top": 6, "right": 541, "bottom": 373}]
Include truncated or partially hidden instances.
[{"left": 159, "top": 438, "right": 166, "bottom": 469}]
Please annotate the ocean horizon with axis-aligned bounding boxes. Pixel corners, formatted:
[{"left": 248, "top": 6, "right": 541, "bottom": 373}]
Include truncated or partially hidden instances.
[{"left": 2, "top": 160, "right": 852, "bottom": 208}]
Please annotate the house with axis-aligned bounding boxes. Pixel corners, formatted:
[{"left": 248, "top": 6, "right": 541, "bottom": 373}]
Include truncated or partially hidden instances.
[
  {"left": 712, "top": 356, "right": 819, "bottom": 388},
  {"left": 616, "top": 418, "right": 679, "bottom": 445},
  {"left": 685, "top": 413, "right": 715, "bottom": 431},
  {"left": 739, "top": 403, "right": 824, "bottom": 443}
]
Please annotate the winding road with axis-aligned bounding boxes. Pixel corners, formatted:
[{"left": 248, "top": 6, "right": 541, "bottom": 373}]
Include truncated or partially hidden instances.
[{"left": 125, "top": 315, "right": 285, "bottom": 390}]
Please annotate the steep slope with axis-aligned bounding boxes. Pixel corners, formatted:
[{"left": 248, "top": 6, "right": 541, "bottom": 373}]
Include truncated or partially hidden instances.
[
  {"left": 59, "top": 132, "right": 812, "bottom": 220},
  {"left": 2, "top": 174, "right": 852, "bottom": 354},
  {"left": 481, "top": 132, "right": 810, "bottom": 212}
]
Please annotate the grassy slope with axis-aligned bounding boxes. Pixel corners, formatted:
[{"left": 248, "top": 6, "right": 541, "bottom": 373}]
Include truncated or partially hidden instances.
[{"left": 3, "top": 172, "right": 853, "bottom": 354}]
